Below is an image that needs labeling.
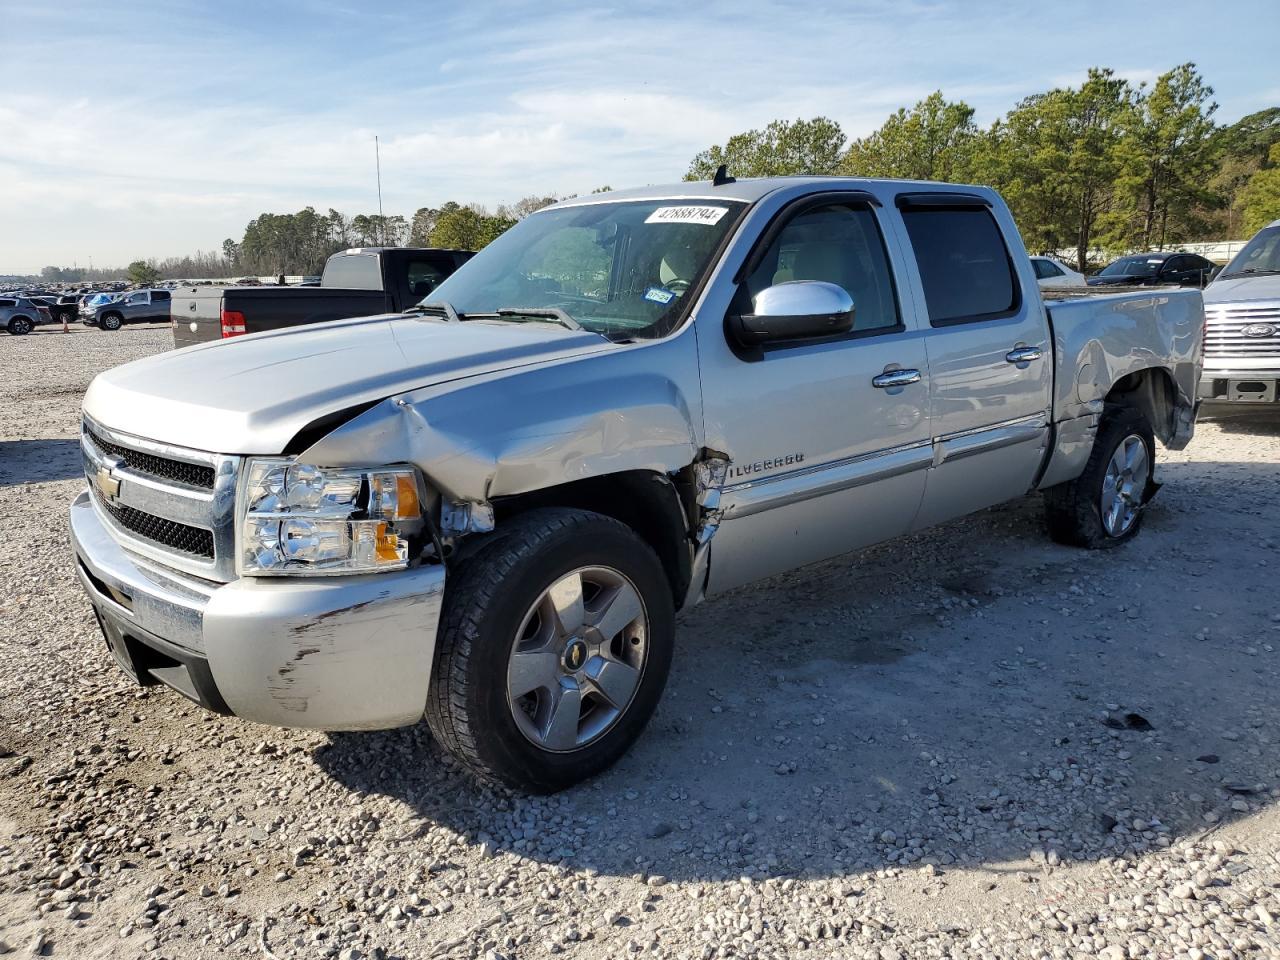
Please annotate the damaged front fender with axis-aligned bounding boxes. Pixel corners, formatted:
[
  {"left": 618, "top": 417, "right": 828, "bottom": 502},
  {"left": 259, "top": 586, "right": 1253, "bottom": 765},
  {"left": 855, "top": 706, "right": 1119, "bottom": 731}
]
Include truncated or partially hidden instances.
[{"left": 298, "top": 335, "right": 705, "bottom": 513}]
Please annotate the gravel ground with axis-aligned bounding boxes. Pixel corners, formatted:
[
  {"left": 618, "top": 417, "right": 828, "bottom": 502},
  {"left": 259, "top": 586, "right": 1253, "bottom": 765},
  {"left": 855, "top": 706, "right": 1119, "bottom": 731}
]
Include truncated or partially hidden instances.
[{"left": 3, "top": 325, "right": 1280, "bottom": 959}]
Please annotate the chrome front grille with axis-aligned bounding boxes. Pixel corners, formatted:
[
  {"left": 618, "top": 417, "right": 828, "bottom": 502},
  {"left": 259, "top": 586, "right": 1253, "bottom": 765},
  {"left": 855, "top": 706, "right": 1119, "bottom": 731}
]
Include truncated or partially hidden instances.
[
  {"left": 84, "top": 423, "right": 215, "bottom": 489},
  {"left": 1204, "top": 303, "right": 1280, "bottom": 359},
  {"left": 81, "top": 415, "right": 239, "bottom": 581},
  {"left": 96, "top": 496, "right": 215, "bottom": 558}
]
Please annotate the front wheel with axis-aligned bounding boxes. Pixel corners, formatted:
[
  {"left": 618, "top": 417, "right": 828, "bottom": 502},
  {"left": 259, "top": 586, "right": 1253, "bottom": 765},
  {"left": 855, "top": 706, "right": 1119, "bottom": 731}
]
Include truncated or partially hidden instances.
[
  {"left": 99, "top": 313, "right": 123, "bottom": 331},
  {"left": 426, "top": 508, "right": 674, "bottom": 792},
  {"left": 1044, "top": 406, "right": 1155, "bottom": 548}
]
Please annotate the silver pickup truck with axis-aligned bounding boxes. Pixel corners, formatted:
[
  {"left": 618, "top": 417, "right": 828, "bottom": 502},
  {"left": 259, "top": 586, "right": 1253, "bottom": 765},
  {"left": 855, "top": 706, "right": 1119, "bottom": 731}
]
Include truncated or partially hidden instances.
[{"left": 70, "top": 177, "right": 1203, "bottom": 791}]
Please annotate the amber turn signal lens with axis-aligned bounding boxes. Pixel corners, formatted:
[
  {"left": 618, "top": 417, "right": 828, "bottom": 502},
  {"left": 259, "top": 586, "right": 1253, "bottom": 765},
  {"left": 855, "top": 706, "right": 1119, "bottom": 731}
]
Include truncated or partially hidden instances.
[
  {"left": 394, "top": 475, "right": 420, "bottom": 520},
  {"left": 374, "top": 523, "right": 402, "bottom": 563}
]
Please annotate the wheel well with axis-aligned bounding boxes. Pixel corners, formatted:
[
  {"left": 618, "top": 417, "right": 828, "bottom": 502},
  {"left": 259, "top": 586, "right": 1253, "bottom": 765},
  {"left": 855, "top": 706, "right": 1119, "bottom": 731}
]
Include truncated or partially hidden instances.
[
  {"left": 1105, "top": 367, "right": 1178, "bottom": 443},
  {"left": 492, "top": 471, "right": 692, "bottom": 603}
]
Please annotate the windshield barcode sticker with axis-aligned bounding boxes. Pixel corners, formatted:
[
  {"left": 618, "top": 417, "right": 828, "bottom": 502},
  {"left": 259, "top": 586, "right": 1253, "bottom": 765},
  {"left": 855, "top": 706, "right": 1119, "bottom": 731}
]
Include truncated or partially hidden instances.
[{"left": 645, "top": 206, "right": 729, "bottom": 226}]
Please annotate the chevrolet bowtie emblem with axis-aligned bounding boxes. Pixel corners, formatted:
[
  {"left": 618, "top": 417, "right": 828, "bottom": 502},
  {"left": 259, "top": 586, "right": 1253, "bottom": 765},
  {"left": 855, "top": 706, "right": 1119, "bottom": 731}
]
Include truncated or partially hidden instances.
[{"left": 96, "top": 465, "right": 121, "bottom": 500}]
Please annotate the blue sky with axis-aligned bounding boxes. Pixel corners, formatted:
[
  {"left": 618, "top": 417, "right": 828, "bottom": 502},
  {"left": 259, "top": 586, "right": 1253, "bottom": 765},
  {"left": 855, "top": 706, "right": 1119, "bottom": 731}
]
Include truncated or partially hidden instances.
[{"left": 2, "top": 0, "right": 1277, "bottom": 274}]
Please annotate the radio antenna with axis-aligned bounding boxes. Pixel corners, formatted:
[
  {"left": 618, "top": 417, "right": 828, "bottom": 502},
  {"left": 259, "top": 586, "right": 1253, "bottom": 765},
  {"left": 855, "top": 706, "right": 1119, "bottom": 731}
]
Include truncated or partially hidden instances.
[{"left": 375, "top": 135, "right": 385, "bottom": 246}]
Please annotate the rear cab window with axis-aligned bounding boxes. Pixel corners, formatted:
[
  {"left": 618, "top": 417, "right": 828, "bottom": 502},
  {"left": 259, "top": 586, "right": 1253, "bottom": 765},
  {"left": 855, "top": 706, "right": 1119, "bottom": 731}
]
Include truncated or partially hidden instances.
[
  {"left": 900, "top": 203, "right": 1019, "bottom": 325},
  {"left": 322, "top": 253, "right": 382, "bottom": 290}
]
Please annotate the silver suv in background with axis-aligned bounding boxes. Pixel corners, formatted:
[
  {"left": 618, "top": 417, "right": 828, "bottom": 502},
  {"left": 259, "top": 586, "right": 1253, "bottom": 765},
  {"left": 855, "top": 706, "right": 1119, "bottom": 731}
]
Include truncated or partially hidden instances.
[
  {"left": 91, "top": 288, "right": 172, "bottom": 331},
  {"left": 1199, "top": 219, "right": 1280, "bottom": 410},
  {"left": 1, "top": 296, "right": 53, "bottom": 335}
]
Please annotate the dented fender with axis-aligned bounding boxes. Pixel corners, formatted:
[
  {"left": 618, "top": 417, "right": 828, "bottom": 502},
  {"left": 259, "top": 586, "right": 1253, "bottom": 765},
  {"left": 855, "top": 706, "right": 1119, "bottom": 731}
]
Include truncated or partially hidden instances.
[{"left": 299, "top": 332, "right": 706, "bottom": 511}]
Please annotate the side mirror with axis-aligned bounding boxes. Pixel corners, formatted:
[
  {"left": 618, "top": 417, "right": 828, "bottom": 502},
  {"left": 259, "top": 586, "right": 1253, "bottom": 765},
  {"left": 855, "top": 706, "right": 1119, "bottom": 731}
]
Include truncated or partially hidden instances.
[{"left": 730, "top": 281, "right": 854, "bottom": 346}]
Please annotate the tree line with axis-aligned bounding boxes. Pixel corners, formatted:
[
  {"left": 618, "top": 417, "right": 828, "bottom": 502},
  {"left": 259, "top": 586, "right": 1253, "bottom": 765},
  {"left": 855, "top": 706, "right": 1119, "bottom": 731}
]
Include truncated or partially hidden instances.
[
  {"left": 687, "top": 63, "right": 1279, "bottom": 269},
  {"left": 32, "top": 62, "right": 1277, "bottom": 282},
  {"left": 35, "top": 195, "right": 581, "bottom": 282}
]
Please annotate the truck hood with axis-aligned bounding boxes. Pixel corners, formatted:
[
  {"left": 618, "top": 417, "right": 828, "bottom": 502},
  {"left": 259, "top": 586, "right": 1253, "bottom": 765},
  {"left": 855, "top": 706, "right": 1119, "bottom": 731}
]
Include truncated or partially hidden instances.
[
  {"left": 1205, "top": 273, "right": 1280, "bottom": 304},
  {"left": 83, "top": 313, "right": 613, "bottom": 454}
]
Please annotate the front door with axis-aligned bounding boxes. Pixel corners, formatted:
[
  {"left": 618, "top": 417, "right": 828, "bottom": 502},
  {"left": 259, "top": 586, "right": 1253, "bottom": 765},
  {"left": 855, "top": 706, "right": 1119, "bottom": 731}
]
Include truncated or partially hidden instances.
[
  {"left": 893, "top": 196, "right": 1052, "bottom": 530},
  {"left": 698, "top": 195, "right": 932, "bottom": 594}
]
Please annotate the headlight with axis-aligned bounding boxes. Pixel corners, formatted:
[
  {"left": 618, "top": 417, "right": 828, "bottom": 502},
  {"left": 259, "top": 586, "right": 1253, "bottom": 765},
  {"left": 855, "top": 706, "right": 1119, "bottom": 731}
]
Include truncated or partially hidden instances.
[{"left": 237, "top": 458, "right": 424, "bottom": 576}]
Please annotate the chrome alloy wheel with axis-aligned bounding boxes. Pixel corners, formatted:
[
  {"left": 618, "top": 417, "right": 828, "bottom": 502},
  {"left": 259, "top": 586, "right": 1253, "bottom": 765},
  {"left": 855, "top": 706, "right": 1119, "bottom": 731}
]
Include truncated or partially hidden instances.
[
  {"left": 507, "top": 565, "right": 649, "bottom": 752},
  {"left": 1100, "top": 434, "right": 1150, "bottom": 537}
]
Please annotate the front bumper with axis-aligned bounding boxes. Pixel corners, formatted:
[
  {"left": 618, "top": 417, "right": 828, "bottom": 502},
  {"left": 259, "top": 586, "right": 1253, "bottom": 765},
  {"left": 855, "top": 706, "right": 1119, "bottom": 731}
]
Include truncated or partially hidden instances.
[{"left": 70, "top": 490, "right": 446, "bottom": 730}]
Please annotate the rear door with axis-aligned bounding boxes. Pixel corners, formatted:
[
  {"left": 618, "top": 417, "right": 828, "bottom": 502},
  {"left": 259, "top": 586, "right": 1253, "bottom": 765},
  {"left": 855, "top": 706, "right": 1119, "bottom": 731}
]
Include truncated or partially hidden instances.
[{"left": 893, "top": 193, "right": 1052, "bottom": 530}]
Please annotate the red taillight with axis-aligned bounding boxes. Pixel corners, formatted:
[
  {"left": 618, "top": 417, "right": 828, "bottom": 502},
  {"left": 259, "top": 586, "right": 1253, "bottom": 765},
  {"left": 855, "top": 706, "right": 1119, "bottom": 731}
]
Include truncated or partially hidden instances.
[
  {"left": 38, "top": 307, "right": 52, "bottom": 319},
  {"left": 220, "top": 309, "right": 247, "bottom": 338}
]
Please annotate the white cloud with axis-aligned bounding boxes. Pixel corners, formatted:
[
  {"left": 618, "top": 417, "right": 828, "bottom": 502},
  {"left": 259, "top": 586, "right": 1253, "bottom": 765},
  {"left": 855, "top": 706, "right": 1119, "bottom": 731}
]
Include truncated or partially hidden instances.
[{"left": 2, "top": 0, "right": 1274, "bottom": 274}]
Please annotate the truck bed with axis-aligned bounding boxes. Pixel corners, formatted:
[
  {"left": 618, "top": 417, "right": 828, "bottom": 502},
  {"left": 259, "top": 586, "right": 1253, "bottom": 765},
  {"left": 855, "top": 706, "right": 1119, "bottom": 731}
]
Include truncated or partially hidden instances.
[
  {"left": 1044, "top": 287, "right": 1202, "bottom": 446},
  {"left": 172, "top": 286, "right": 393, "bottom": 348}
]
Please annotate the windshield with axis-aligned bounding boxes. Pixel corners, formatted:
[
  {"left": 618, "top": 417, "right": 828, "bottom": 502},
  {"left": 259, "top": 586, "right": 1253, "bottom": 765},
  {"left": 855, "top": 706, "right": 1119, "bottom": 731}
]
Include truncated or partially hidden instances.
[
  {"left": 421, "top": 198, "right": 748, "bottom": 340},
  {"left": 1099, "top": 255, "right": 1164, "bottom": 278},
  {"left": 1222, "top": 226, "right": 1280, "bottom": 278}
]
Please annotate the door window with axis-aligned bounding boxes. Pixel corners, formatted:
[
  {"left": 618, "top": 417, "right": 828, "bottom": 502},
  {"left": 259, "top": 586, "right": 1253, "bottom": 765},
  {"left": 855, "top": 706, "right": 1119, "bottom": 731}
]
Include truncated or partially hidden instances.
[
  {"left": 152, "top": 290, "right": 170, "bottom": 302},
  {"left": 1032, "top": 258, "right": 1063, "bottom": 280},
  {"left": 901, "top": 207, "right": 1019, "bottom": 325},
  {"left": 741, "top": 202, "right": 900, "bottom": 335},
  {"left": 126, "top": 292, "right": 147, "bottom": 304},
  {"left": 406, "top": 260, "right": 449, "bottom": 299}
]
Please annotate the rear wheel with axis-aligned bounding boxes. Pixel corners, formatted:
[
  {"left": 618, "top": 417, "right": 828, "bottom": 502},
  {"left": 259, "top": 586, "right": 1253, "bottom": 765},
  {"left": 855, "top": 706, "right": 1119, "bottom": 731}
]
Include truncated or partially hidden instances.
[
  {"left": 426, "top": 508, "right": 674, "bottom": 792},
  {"left": 6, "top": 316, "right": 32, "bottom": 336},
  {"left": 1044, "top": 406, "right": 1155, "bottom": 548},
  {"left": 99, "top": 313, "right": 123, "bottom": 331}
]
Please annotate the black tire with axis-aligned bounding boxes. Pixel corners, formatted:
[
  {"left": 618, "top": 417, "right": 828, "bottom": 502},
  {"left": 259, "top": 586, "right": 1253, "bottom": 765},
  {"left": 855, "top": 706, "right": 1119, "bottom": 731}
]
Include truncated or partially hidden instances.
[
  {"left": 100, "top": 313, "right": 123, "bottom": 331},
  {"left": 426, "top": 508, "right": 674, "bottom": 792},
  {"left": 6, "top": 316, "right": 33, "bottom": 336},
  {"left": 1044, "top": 405, "right": 1156, "bottom": 548}
]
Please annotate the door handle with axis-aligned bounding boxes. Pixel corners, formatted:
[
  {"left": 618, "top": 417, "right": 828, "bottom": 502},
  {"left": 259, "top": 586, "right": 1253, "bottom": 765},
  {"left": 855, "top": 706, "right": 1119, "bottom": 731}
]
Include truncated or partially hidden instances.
[
  {"left": 1005, "top": 346, "right": 1043, "bottom": 364},
  {"left": 872, "top": 368, "right": 922, "bottom": 389}
]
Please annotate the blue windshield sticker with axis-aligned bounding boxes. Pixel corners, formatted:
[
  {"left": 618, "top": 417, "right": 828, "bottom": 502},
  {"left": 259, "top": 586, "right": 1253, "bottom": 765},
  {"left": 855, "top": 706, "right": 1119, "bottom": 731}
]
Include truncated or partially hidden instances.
[{"left": 644, "top": 287, "right": 676, "bottom": 305}]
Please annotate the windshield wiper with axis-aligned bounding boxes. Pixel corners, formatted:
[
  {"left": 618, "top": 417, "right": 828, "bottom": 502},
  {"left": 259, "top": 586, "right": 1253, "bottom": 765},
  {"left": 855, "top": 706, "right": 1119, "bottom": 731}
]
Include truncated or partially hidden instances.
[
  {"left": 404, "top": 300, "right": 462, "bottom": 322},
  {"left": 1227, "top": 268, "right": 1280, "bottom": 278},
  {"left": 495, "top": 307, "right": 582, "bottom": 331}
]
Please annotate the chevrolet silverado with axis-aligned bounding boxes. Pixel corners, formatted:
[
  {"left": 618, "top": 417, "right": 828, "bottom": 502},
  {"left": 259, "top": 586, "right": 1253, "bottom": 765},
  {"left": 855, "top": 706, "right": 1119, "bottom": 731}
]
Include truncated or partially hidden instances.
[{"left": 71, "top": 176, "right": 1203, "bottom": 791}]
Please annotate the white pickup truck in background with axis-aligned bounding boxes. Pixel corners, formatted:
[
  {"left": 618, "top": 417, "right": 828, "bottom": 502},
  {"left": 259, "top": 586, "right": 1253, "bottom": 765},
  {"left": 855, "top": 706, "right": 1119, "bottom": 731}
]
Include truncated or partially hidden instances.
[
  {"left": 71, "top": 175, "right": 1203, "bottom": 791},
  {"left": 1199, "top": 218, "right": 1280, "bottom": 409}
]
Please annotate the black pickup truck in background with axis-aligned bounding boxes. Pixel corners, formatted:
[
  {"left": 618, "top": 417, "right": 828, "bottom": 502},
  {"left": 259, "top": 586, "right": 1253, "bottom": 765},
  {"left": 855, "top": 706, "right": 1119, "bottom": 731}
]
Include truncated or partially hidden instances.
[{"left": 171, "top": 246, "right": 473, "bottom": 347}]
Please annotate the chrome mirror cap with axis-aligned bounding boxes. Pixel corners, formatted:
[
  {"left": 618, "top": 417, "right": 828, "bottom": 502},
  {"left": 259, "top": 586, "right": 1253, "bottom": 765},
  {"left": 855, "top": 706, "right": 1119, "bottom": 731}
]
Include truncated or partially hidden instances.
[{"left": 731, "top": 281, "right": 855, "bottom": 346}]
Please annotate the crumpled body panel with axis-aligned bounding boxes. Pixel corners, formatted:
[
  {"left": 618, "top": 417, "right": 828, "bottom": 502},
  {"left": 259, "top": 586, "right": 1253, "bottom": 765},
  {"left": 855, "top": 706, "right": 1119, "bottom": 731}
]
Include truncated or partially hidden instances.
[{"left": 300, "top": 329, "right": 705, "bottom": 503}]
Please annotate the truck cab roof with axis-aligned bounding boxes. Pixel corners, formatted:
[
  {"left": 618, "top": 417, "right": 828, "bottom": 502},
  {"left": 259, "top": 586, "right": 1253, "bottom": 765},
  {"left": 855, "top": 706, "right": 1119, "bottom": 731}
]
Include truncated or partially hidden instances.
[{"left": 551, "top": 176, "right": 997, "bottom": 210}]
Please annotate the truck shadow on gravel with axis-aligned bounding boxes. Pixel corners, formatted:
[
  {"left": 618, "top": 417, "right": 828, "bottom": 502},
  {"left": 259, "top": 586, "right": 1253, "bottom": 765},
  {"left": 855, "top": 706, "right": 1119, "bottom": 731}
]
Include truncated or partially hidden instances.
[
  {"left": 0, "top": 439, "right": 82, "bottom": 484},
  {"left": 315, "top": 476, "right": 1278, "bottom": 882}
]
